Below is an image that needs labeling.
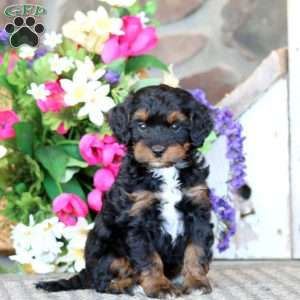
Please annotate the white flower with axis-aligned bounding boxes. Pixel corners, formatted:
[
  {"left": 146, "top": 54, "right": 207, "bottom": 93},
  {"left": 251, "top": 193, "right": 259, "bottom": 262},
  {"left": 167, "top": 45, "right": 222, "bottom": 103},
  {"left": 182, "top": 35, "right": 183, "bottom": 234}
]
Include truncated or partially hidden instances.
[
  {"left": 99, "top": 0, "right": 136, "bottom": 7},
  {"left": 163, "top": 65, "right": 180, "bottom": 88},
  {"left": 63, "top": 217, "right": 94, "bottom": 245},
  {"left": 11, "top": 216, "right": 36, "bottom": 251},
  {"left": 85, "top": 6, "right": 123, "bottom": 36},
  {"left": 43, "top": 31, "right": 63, "bottom": 49},
  {"left": 62, "top": 7, "right": 123, "bottom": 54},
  {"left": 49, "top": 54, "right": 74, "bottom": 75},
  {"left": 78, "top": 84, "right": 115, "bottom": 126},
  {"left": 138, "top": 12, "right": 150, "bottom": 25},
  {"left": 39, "top": 217, "right": 65, "bottom": 239},
  {"left": 31, "top": 259, "right": 56, "bottom": 274},
  {"left": 60, "top": 70, "right": 101, "bottom": 106},
  {"left": 27, "top": 83, "right": 50, "bottom": 101},
  {"left": 0, "top": 145, "right": 7, "bottom": 159},
  {"left": 10, "top": 216, "right": 66, "bottom": 274},
  {"left": 59, "top": 239, "right": 86, "bottom": 272},
  {"left": 75, "top": 57, "right": 106, "bottom": 81},
  {"left": 19, "top": 45, "right": 36, "bottom": 59}
]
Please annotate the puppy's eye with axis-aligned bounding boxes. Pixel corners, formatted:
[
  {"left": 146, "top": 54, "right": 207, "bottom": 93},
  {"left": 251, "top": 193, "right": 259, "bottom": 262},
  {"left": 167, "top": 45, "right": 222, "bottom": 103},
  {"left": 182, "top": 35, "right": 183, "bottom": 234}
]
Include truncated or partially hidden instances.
[
  {"left": 171, "top": 123, "right": 181, "bottom": 130},
  {"left": 138, "top": 122, "right": 147, "bottom": 130}
]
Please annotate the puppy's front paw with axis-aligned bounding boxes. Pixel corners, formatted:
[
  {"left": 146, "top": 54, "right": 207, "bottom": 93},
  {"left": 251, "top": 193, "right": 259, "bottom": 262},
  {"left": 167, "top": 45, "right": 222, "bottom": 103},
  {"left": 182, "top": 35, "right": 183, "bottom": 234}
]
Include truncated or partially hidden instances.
[
  {"left": 182, "top": 273, "right": 212, "bottom": 295},
  {"left": 141, "top": 276, "right": 182, "bottom": 299}
]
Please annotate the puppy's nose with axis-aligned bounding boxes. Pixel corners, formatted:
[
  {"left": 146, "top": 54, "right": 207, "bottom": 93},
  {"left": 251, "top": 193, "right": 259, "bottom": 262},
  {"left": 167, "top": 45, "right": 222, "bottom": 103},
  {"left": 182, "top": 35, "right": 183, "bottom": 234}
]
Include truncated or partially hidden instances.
[{"left": 151, "top": 145, "right": 166, "bottom": 156}]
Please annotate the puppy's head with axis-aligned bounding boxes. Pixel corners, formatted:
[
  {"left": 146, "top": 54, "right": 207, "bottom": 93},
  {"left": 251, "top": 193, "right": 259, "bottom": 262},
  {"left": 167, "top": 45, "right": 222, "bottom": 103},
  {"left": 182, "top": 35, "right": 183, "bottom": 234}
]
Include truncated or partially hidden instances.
[{"left": 109, "top": 84, "right": 213, "bottom": 168}]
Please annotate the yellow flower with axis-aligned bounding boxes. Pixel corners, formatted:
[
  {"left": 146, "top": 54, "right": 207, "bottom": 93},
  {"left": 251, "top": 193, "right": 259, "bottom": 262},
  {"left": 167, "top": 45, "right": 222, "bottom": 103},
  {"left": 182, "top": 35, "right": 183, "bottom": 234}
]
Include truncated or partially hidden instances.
[{"left": 62, "top": 6, "right": 123, "bottom": 54}]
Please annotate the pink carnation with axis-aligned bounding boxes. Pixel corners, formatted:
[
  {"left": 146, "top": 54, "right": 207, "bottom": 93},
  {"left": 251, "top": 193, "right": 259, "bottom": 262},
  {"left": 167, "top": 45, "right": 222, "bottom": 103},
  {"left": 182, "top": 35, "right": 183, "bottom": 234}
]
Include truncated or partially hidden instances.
[
  {"left": 102, "top": 16, "right": 158, "bottom": 63},
  {"left": 79, "top": 134, "right": 104, "bottom": 166},
  {"left": 0, "top": 110, "right": 20, "bottom": 140},
  {"left": 37, "top": 81, "right": 65, "bottom": 113},
  {"left": 88, "top": 189, "right": 103, "bottom": 212},
  {"left": 79, "top": 134, "right": 126, "bottom": 167},
  {"left": 53, "top": 193, "right": 89, "bottom": 226},
  {"left": 94, "top": 168, "right": 115, "bottom": 192}
]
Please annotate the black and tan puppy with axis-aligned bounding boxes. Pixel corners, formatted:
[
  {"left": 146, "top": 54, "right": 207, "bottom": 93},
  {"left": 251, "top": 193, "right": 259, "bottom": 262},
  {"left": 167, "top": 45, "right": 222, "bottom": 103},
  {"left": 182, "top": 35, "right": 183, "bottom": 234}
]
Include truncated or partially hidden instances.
[{"left": 36, "top": 84, "right": 215, "bottom": 298}]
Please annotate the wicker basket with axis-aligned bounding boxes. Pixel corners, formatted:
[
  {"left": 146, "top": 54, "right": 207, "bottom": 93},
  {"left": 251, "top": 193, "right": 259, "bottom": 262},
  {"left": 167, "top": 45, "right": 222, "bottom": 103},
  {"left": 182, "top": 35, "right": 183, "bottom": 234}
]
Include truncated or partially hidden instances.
[{"left": 0, "top": 198, "right": 14, "bottom": 256}]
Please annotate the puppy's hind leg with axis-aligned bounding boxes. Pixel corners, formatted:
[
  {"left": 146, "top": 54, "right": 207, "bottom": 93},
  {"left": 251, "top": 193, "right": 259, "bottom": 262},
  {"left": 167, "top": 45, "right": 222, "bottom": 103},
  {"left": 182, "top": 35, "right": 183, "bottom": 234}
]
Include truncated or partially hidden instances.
[{"left": 93, "top": 255, "right": 136, "bottom": 294}]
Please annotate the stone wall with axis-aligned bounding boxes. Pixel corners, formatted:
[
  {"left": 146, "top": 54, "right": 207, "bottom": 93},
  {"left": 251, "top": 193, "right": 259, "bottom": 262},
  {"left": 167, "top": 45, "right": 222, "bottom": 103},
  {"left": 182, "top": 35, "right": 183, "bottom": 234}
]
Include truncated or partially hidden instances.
[
  {"left": 1, "top": 0, "right": 287, "bottom": 104},
  {"left": 152, "top": 0, "right": 287, "bottom": 104}
]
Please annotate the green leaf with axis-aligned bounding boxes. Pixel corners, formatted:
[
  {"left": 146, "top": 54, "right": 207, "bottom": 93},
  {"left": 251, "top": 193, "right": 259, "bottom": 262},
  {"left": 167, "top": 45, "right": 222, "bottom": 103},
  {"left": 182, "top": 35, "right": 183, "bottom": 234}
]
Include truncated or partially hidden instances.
[
  {"left": 35, "top": 145, "right": 69, "bottom": 182},
  {"left": 7, "top": 60, "right": 30, "bottom": 91},
  {"left": 0, "top": 52, "right": 9, "bottom": 75},
  {"left": 14, "top": 122, "right": 35, "bottom": 156},
  {"left": 67, "top": 157, "right": 88, "bottom": 168},
  {"left": 107, "top": 59, "right": 126, "bottom": 73},
  {"left": 144, "top": 0, "right": 157, "bottom": 15},
  {"left": 61, "top": 177, "right": 86, "bottom": 200},
  {"left": 132, "top": 78, "right": 161, "bottom": 92},
  {"left": 125, "top": 55, "right": 168, "bottom": 74},
  {"left": 198, "top": 131, "right": 218, "bottom": 154},
  {"left": 99, "top": 122, "right": 112, "bottom": 136},
  {"left": 31, "top": 54, "right": 57, "bottom": 84},
  {"left": 42, "top": 112, "right": 62, "bottom": 130},
  {"left": 44, "top": 173, "right": 62, "bottom": 200},
  {"left": 60, "top": 167, "right": 80, "bottom": 183},
  {"left": 59, "top": 38, "right": 87, "bottom": 60},
  {"left": 57, "top": 143, "right": 83, "bottom": 161}
]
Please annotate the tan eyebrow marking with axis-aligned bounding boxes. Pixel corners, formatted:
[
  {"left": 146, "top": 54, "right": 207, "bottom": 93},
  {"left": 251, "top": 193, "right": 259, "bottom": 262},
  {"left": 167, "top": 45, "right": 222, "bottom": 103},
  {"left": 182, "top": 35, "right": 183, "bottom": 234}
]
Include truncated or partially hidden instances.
[
  {"left": 167, "top": 111, "right": 187, "bottom": 123},
  {"left": 133, "top": 110, "right": 149, "bottom": 121}
]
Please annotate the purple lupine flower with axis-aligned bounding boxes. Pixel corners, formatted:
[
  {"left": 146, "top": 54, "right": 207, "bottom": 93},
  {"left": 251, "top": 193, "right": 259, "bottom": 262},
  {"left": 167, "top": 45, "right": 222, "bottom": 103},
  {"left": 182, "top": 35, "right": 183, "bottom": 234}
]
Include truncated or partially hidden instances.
[
  {"left": 104, "top": 70, "right": 120, "bottom": 85},
  {"left": 0, "top": 29, "right": 9, "bottom": 44}
]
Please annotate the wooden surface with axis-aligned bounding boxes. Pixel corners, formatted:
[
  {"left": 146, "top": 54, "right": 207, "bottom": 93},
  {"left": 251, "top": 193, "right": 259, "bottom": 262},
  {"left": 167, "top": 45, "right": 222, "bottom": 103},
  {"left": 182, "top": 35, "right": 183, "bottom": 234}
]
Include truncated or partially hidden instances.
[
  {"left": 0, "top": 200, "right": 14, "bottom": 256},
  {"left": 209, "top": 78, "right": 291, "bottom": 259},
  {"left": 288, "top": 0, "right": 300, "bottom": 259}
]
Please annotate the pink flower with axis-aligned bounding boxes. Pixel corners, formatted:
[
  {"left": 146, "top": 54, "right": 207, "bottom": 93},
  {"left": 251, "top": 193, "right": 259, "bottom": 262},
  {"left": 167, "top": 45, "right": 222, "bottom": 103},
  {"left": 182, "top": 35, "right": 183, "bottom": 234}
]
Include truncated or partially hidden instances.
[
  {"left": 52, "top": 193, "right": 89, "bottom": 226},
  {"left": 37, "top": 81, "right": 65, "bottom": 113},
  {"left": 102, "top": 16, "right": 158, "bottom": 63},
  {"left": 0, "top": 110, "right": 20, "bottom": 140},
  {"left": 101, "top": 134, "right": 126, "bottom": 166},
  {"left": 79, "top": 134, "right": 126, "bottom": 166},
  {"left": 88, "top": 189, "right": 103, "bottom": 212},
  {"left": 56, "top": 122, "right": 69, "bottom": 135},
  {"left": 79, "top": 134, "right": 104, "bottom": 166},
  {"left": 94, "top": 168, "right": 115, "bottom": 192},
  {"left": 107, "top": 162, "right": 122, "bottom": 177}
]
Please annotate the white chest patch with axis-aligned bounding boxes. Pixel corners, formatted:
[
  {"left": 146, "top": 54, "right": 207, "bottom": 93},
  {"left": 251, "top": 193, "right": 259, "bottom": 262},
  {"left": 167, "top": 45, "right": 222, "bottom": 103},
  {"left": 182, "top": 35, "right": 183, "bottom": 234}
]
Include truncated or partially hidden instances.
[{"left": 151, "top": 167, "right": 184, "bottom": 242}]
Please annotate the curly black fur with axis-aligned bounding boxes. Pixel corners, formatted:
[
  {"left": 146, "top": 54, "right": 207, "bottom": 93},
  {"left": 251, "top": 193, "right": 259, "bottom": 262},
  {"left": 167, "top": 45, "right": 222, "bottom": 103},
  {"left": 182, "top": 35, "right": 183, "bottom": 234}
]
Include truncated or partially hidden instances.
[{"left": 36, "top": 85, "right": 215, "bottom": 298}]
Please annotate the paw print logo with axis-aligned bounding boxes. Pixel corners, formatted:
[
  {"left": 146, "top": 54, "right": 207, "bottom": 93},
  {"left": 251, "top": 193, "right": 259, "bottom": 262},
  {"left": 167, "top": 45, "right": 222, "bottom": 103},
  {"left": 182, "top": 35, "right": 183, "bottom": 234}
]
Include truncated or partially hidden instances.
[{"left": 4, "top": 16, "right": 44, "bottom": 47}]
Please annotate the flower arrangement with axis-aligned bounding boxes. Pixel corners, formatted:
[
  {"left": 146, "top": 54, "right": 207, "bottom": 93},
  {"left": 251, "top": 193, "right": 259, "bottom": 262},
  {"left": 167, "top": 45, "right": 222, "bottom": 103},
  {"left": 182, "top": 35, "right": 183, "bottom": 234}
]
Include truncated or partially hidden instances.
[{"left": 0, "top": 0, "right": 248, "bottom": 273}]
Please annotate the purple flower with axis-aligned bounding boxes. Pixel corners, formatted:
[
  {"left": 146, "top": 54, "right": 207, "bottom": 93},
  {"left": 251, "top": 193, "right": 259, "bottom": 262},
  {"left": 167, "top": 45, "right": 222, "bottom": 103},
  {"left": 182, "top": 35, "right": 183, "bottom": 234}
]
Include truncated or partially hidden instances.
[
  {"left": 190, "top": 88, "right": 214, "bottom": 110},
  {"left": 0, "top": 29, "right": 9, "bottom": 44},
  {"left": 104, "top": 70, "right": 120, "bottom": 85},
  {"left": 34, "top": 47, "right": 48, "bottom": 59},
  {"left": 189, "top": 87, "right": 248, "bottom": 252}
]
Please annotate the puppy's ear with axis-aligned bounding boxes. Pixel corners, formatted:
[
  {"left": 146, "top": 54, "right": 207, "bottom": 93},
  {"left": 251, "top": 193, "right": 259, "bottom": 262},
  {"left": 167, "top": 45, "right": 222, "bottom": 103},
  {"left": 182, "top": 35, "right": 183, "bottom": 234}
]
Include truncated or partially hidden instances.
[
  {"left": 108, "top": 96, "right": 132, "bottom": 145},
  {"left": 190, "top": 101, "right": 214, "bottom": 147}
]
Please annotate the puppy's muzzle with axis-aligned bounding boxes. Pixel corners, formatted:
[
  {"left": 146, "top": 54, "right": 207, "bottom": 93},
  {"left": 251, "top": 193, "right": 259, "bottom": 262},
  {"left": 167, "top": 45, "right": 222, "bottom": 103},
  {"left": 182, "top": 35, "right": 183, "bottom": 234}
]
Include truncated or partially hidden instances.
[{"left": 151, "top": 145, "right": 166, "bottom": 157}]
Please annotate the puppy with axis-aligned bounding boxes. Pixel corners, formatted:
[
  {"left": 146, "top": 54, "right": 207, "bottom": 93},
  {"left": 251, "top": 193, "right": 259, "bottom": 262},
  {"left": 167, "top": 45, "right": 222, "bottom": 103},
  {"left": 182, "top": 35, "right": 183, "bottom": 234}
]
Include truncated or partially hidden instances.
[{"left": 36, "top": 84, "right": 215, "bottom": 298}]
